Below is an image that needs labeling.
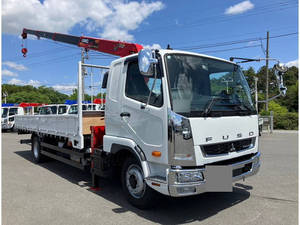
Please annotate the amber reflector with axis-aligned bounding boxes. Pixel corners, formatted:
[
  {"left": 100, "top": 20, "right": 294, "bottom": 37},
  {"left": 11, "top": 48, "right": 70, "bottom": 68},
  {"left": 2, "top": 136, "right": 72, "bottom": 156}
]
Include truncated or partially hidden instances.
[{"left": 152, "top": 151, "right": 161, "bottom": 157}]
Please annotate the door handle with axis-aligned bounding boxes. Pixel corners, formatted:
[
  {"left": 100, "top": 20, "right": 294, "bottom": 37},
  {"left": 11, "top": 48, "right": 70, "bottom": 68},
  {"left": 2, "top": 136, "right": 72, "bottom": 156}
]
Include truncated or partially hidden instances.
[{"left": 120, "top": 112, "right": 130, "bottom": 117}]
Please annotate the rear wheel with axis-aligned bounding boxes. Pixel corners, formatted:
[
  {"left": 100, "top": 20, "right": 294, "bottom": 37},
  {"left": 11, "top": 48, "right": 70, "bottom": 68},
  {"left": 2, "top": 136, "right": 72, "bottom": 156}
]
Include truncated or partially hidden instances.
[
  {"left": 121, "top": 157, "right": 158, "bottom": 209},
  {"left": 31, "top": 136, "right": 46, "bottom": 163}
]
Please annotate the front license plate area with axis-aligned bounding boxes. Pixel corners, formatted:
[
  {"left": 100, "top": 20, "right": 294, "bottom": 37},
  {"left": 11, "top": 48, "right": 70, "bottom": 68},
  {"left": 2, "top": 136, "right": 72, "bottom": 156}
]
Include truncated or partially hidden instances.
[{"left": 205, "top": 165, "right": 232, "bottom": 192}]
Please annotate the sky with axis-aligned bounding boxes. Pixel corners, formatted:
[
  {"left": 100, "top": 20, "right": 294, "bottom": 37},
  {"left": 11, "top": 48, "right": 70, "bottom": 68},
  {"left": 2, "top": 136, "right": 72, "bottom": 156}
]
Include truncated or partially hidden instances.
[{"left": 1, "top": 0, "right": 298, "bottom": 95}]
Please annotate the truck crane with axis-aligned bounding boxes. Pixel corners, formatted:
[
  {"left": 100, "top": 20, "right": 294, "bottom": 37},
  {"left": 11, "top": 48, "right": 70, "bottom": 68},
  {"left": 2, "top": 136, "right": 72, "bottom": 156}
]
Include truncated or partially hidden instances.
[
  {"left": 21, "top": 28, "right": 143, "bottom": 57},
  {"left": 17, "top": 28, "right": 261, "bottom": 209},
  {"left": 21, "top": 28, "right": 144, "bottom": 98}
]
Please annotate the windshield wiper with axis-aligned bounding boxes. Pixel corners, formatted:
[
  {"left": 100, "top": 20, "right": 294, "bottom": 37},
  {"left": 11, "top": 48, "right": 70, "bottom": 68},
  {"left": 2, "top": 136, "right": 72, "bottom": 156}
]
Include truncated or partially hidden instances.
[
  {"left": 234, "top": 103, "right": 256, "bottom": 113},
  {"left": 202, "top": 97, "right": 228, "bottom": 117},
  {"left": 214, "top": 102, "right": 255, "bottom": 114}
]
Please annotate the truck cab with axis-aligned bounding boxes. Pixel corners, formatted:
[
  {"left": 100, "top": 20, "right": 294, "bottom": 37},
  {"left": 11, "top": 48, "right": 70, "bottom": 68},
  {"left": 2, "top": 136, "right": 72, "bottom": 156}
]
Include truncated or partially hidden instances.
[
  {"left": 102, "top": 49, "right": 260, "bottom": 199},
  {"left": 38, "top": 104, "right": 69, "bottom": 115},
  {"left": 67, "top": 103, "right": 102, "bottom": 114},
  {"left": 2, "top": 105, "right": 24, "bottom": 131}
]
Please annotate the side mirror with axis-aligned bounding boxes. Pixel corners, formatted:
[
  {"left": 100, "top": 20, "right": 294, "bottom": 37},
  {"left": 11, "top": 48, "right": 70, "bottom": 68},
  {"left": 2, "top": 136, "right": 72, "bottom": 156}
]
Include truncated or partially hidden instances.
[
  {"left": 138, "top": 48, "right": 158, "bottom": 76},
  {"left": 102, "top": 71, "right": 109, "bottom": 89}
]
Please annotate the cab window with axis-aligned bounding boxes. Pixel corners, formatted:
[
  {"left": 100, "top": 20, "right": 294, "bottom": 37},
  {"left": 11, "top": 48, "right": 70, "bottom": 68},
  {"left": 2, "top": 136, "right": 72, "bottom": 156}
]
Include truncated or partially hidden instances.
[
  {"left": 58, "top": 106, "right": 67, "bottom": 114},
  {"left": 125, "top": 61, "right": 163, "bottom": 107},
  {"left": 9, "top": 108, "right": 18, "bottom": 116}
]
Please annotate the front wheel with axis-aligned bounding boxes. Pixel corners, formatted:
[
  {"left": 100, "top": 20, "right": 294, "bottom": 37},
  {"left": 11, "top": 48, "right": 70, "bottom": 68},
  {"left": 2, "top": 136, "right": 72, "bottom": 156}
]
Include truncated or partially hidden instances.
[
  {"left": 121, "top": 157, "right": 158, "bottom": 209},
  {"left": 259, "top": 125, "right": 262, "bottom": 136},
  {"left": 10, "top": 125, "right": 16, "bottom": 132}
]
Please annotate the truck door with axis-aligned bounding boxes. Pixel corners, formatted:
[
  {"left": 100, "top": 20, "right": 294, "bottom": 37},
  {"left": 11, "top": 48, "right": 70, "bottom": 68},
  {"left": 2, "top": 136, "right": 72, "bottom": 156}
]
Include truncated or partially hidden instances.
[
  {"left": 121, "top": 60, "right": 167, "bottom": 163},
  {"left": 8, "top": 107, "right": 18, "bottom": 127}
]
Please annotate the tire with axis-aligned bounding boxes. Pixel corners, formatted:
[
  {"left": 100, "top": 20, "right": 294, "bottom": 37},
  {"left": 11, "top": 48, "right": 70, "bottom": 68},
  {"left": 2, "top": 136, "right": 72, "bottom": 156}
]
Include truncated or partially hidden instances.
[
  {"left": 31, "top": 136, "right": 46, "bottom": 163},
  {"left": 10, "top": 125, "right": 16, "bottom": 132},
  {"left": 259, "top": 125, "right": 262, "bottom": 136},
  {"left": 121, "top": 156, "right": 158, "bottom": 209}
]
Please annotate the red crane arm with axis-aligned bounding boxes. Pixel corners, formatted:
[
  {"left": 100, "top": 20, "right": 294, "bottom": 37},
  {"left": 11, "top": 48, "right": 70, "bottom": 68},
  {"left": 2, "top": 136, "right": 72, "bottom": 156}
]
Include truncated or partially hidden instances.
[{"left": 21, "top": 28, "right": 143, "bottom": 57}]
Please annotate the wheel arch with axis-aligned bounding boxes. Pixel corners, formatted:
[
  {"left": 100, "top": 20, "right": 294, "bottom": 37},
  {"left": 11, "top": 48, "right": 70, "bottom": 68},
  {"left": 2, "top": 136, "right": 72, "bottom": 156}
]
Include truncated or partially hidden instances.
[
  {"left": 31, "top": 132, "right": 39, "bottom": 140},
  {"left": 110, "top": 143, "right": 150, "bottom": 178}
]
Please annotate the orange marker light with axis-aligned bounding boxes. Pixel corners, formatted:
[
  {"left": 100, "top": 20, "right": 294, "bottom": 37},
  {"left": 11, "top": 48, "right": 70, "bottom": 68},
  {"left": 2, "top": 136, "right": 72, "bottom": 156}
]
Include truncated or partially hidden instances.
[{"left": 152, "top": 151, "right": 161, "bottom": 157}]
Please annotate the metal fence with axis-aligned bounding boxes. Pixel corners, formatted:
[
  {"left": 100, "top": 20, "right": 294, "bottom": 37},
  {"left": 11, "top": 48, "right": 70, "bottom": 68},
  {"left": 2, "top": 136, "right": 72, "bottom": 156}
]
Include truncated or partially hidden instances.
[{"left": 259, "top": 111, "right": 274, "bottom": 133}]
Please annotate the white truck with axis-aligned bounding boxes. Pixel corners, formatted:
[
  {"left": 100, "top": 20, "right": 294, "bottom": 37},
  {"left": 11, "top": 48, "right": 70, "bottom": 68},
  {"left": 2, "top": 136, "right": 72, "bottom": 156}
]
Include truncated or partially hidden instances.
[
  {"left": 2, "top": 105, "right": 23, "bottom": 131},
  {"left": 16, "top": 28, "right": 261, "bottom": 209},
  {"left": 67, "top": 103, "right": 104, "bottom": 114},
  {"left": 2, "top": 103, "right": 41, "bottom": 131},
  {"left": 38, "top": 104, "right": 69, "bottom": 115}
]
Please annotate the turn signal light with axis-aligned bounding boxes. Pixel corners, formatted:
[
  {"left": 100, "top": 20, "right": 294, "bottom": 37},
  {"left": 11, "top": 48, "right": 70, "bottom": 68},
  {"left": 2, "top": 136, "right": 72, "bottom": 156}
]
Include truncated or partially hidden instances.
[
  {"left": 152, "top": 151, "right": 161, "bottom": 157},
  {"left": 151, "top": 182, "right": 160, "bottom": 186}
]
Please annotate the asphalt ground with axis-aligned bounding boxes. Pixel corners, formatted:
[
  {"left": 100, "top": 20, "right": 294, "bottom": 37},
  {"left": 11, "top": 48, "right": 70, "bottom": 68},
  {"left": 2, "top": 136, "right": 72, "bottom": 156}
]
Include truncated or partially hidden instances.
[{"left": 2, "top": 131, "right": 298, "bottom": 225}]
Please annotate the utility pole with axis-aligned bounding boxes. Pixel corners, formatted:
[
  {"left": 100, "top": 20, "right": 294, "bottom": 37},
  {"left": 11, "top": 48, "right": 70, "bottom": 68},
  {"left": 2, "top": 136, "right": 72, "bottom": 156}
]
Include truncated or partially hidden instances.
[
  {"left": 3, "top": 91, "right": 8, "bottom": 104},
  {"left": 221, "top": 79, "right": 233, "bottom": 93},
  {"left": 254, "top": 77, "right": 258, "bottom": 112},
  {"left": 265, "top": 31, "right": 269, "bottom": 111},
  {"left": 90, "top": 68, "right": 93, "bottom": 104},
  {"left": 81, "top": 48, "right": 88, "bottom": 101}
]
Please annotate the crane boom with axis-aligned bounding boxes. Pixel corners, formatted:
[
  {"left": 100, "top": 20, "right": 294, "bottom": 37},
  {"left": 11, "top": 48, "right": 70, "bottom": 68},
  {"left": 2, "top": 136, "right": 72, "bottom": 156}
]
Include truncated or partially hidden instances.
[{"left": 21, "top": 28, "right": 143, "bottom": 57}]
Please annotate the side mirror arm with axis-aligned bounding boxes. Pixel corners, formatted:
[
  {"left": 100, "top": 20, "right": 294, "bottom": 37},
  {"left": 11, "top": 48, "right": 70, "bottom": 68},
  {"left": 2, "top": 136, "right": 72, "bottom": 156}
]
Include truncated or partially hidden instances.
[{"left": 143, "top": 64, "right": 158, "bottom": 109}]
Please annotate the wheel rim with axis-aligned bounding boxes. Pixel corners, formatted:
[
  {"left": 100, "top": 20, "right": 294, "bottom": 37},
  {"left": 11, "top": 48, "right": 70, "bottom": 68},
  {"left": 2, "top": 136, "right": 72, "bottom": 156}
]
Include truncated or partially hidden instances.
[
  {"left": 33, "top": 140, "right": 39, "bottom": 159},
  {"left": 126, "top": 164, "right": 146, "bottom": 199}
]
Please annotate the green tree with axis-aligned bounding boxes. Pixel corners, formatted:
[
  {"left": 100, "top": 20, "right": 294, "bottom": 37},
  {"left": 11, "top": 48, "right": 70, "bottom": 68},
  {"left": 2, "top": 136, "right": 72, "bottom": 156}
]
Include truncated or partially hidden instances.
[
  {"left": 278, "top": 81, "right": 298, "bottom": 112},
  {"left": 2, "top": 84, "right": 68, "bottom": 104},
  {"left": 268, "top": 101, "right": 288, "bottom": 114},
  {"left": 243, "top": 67, "right": 257, "bottom": 91},
  {"left": 69, "top": 88, "right": 91, "bottom": 101}
]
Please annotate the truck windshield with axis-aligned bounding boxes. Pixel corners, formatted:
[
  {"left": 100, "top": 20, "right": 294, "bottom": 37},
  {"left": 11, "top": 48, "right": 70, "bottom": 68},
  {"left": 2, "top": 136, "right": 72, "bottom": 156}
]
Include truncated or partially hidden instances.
[
  {"left": 2, "top": 108, "right": 8, "bottom": 118},
  {"left": 68, "top": 105, "right": 87, "bottom": 114},
  {"left": 9, "top": 108, "right": 18, "bottom": 116},
  {"left": 165, "top": 54, "right": 256, "bottom": 117}
]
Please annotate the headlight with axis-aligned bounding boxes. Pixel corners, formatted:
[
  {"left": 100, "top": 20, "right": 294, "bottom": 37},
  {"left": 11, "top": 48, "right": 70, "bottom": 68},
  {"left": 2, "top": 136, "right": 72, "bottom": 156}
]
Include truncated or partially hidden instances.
[
  {"left": 181, "top": 119, "right": 192, "bottom": 140},
  {"left": 176, "top": 170, "right": 204, "bottom": 183},
  {"left": 182, "top": 127, "right": 192, "bottom": 140},
  {"left": 9, "top": 117, "right": 14, "bottom": 122}
]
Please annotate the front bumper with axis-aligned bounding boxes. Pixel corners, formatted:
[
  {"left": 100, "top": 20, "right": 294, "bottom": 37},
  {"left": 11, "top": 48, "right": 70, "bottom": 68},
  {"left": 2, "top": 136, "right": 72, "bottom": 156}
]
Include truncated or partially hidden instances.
[
  {"left": 2, "top": 122, "right": 14, "bottom": 130},
  {"left": 168, "top": 152, "right": 260, "bottom": 197}
]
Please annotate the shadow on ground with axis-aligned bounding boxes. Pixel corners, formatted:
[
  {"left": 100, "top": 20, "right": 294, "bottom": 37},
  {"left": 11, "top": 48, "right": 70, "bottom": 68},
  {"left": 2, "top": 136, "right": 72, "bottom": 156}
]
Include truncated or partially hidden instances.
[{"left": 15, "top": 150, "right": 251, "bottom": 224}]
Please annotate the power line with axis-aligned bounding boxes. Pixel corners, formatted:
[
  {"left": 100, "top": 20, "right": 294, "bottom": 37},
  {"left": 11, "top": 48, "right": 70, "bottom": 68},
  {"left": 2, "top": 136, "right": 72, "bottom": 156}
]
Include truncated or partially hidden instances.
[
  {"left": 25, "top": 53, "right": 80, "bottom": 67},
  {"left": 5, "top": 46, "right": 78, "bottom": 62},
  {"left": 200, "top": 44, "right": 261, "bottom": 54},
  {"left": 182, "top": 2, "right": 295, "bottom": 29},
  {"left": 260, "top": 39, "right": 266, "bottom": 56},
  {"left": 142, "top": 0, "right": 295, "bottom": 27},
  {"left": 136, "top": 1, "right": 297, "bottom": 35},
  {"left": 177, "top": 32, "right": 298, "bottom": 50},
  {"left": 167, "top": 24, "right": 297, "bottom": 48}
]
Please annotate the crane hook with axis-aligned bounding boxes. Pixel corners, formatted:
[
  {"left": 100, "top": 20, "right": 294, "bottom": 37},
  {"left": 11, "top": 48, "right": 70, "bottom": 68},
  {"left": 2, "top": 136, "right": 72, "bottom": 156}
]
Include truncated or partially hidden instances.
[
  {"left": 21, "top": 48, "right": 28, "bottom": 57},
  {"left": 21, "top": 31, "right": 28, "bottom": 57}
]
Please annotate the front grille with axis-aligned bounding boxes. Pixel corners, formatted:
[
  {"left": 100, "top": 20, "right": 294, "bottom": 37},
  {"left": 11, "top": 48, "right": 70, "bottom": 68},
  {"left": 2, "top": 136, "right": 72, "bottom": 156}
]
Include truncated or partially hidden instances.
[{"left": 201, "top": 138, "right": 255, "bottom": 156}]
